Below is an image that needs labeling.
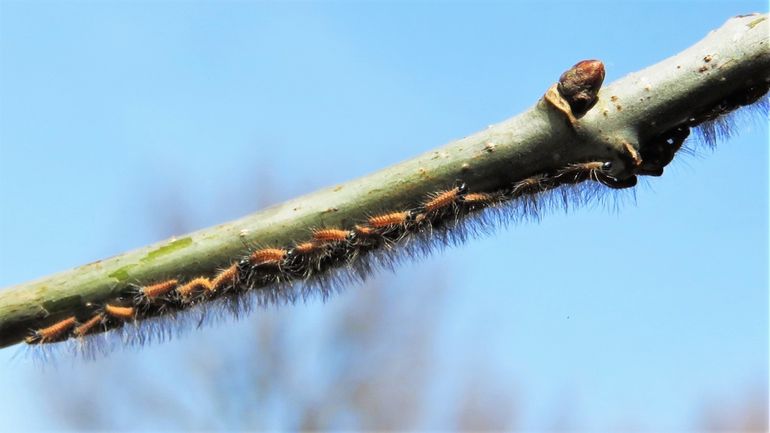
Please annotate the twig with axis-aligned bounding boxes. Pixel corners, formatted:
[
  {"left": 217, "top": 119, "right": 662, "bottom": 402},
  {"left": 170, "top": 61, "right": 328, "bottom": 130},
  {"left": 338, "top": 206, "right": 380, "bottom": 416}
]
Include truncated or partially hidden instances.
[{"left": 1, "top": 13, "right": 768, "bottom": 349}]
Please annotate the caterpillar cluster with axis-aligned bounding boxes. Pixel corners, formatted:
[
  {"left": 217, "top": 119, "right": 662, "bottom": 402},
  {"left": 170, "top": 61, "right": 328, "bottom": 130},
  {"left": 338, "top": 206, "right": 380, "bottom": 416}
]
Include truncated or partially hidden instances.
[
  {"left": 24, "top": 160, "right": 632, "bottom": 350},
  {"left": 23, "top": 82, "right": 768, "bottom": 355}
]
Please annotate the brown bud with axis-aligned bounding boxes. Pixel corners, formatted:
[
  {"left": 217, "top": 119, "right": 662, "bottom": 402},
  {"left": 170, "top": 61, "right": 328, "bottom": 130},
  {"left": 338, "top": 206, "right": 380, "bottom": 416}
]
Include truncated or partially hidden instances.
[{"left": 557, "top": 60, "right": 605, "bottom": 117}]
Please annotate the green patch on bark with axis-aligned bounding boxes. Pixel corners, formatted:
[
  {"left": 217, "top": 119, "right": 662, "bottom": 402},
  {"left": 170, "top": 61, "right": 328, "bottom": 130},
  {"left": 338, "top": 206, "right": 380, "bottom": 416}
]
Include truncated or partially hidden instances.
[
  {"left": 748, "top": 16, "right": 766, "bottom": 29},
  {"left": 141, "top": 237, "right": 193, "bottom": 263},
  {"left": 109, "top": 264, "right": 137, "bottom": 281}
]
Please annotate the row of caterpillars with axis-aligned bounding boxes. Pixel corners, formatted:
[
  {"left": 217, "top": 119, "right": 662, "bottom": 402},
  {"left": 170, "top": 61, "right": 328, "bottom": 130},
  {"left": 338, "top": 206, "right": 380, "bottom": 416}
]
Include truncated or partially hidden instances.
[{"left": 24, "top": 159, "right": 640, "bottom": 345}]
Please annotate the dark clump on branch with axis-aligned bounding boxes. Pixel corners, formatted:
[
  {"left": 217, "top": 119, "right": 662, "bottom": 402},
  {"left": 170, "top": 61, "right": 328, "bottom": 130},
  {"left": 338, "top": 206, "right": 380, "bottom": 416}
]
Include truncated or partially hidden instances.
[{"left": 637, "top": 82, "right": 770, "bottom": 177}]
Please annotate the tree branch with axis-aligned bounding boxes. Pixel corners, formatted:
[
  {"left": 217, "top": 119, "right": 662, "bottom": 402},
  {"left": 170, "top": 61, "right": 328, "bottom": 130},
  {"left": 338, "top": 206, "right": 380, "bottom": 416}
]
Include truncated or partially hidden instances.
[{"left": 1, "top": 13, "right": 768, "bottom": 349}]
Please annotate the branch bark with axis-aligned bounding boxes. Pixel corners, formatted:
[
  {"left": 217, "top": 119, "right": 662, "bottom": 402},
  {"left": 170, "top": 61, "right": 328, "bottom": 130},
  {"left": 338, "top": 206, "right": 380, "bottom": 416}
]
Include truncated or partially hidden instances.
[{"left": 1, "top": 13, "right": 768, "bottom": 349}]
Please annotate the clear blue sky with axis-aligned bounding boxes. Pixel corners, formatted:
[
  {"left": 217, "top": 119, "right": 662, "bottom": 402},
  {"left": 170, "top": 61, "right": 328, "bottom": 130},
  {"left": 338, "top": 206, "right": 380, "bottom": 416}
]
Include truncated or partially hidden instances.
[{"left": 0, "top": 1, "right": 767, "bottom": 431}]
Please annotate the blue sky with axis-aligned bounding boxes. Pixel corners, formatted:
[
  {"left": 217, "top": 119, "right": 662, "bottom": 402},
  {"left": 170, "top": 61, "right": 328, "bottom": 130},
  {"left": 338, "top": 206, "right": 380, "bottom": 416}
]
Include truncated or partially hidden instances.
[{"left": 0, "top": 1, "right": 767, "bottom": 431}]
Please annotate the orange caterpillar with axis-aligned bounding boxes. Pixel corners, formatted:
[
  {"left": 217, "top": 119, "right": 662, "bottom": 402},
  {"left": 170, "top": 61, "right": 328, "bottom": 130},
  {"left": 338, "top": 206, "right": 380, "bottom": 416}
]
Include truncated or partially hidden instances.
[
  {"left": 249, "top": 248, "right": 287, "bottom": 266},
  {"left": 25, "top": 316, "right": 77, "bottom": 344},
  {"left": 511, "top": 175, "right": 548, "bottom": 197},
  {"left": 462, "top": 192, "right": 502, "bottom": 206},
  {"left": 557, "top": 161, "right": 637, "bottom": 189},
  {"left": 211, "top": 263, "right": 238, "bottom": 289},
  {"left": 141, "top": 279, "right": 179, "bottom": 300},
  {"left": 312, "top": 229, "right": 350, "bottom": 243},
  {"left": 368, "top": 211, "right": 411, "bottom": 228},
  {"left": 105, "top": 304, "right": 135, "bottom": 321},
  {"left": 292, "top": 242, "right": 318, "bottom": 255},
  {"left": 73, "top": 314, "right": 104, "bottom": 338},
  {"left": 353, "top": 225, "right": 375, "bottom": 236},
  {"left": 557, "top": 161, "right": 613, "bottom": 185},
  {"left": 177, "top": 277, "right": 214, "bottom": 298},
  {"left": 422, "top": 185, "right": 466, "bottom": 213}
]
